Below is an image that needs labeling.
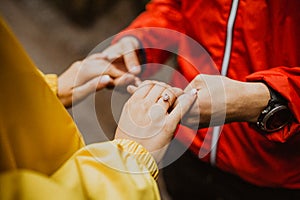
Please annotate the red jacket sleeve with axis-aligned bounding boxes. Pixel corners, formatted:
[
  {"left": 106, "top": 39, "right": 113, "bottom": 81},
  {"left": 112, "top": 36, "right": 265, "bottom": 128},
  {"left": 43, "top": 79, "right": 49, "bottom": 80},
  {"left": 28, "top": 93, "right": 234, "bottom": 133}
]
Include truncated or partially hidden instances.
[
  {"left": 113, "top": 0, "right": 185, "bottom": 67},
  {"left": 247, "top": 66, "right": 300, "bottom": 142}
]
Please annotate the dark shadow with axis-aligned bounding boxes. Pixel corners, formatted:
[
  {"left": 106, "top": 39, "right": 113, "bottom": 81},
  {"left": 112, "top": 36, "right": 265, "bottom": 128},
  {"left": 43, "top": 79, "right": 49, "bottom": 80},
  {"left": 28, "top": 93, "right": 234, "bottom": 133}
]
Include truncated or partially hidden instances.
[{"left": 48, "top": 0, "right": 149, "bottom": 27}]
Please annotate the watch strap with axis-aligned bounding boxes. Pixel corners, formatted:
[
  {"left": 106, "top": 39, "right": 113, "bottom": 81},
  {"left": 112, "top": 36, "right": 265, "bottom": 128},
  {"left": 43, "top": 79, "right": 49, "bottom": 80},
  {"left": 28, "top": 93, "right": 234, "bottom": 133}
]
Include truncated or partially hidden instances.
[{"left": 256, "top": 86, "right": 291, "bottom": 133}]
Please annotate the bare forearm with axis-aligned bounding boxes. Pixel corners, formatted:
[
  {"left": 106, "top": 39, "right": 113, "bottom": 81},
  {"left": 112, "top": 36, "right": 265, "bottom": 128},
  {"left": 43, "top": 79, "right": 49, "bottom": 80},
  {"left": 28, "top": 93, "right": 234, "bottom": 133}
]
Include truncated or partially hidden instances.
[
  {"left": 183, "top": 75, "right": 271, "bottom": 129},
  {"left": 224, "top": 78, "right": 270, "bottom": 123}
]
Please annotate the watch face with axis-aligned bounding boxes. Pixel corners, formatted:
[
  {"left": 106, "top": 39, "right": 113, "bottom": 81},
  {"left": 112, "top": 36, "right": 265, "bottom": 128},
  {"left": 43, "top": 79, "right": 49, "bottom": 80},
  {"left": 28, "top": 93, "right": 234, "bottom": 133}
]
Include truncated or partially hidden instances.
[{"left": 264, "top": 105, "right": 292, "bottom": 132}]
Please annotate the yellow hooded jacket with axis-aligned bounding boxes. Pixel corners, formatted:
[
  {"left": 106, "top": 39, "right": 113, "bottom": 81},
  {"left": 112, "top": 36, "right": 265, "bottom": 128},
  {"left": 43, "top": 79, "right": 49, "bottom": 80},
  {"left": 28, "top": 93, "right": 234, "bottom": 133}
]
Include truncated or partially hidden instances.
[{"left": 0, "top": 17, "right": 160, "bottom": 200}]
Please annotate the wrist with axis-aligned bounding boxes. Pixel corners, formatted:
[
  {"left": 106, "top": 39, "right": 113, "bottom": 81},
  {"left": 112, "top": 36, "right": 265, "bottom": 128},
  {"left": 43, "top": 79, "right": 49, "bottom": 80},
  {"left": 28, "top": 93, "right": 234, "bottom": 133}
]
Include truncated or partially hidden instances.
[
  {"left": 57, "top": 76, "right": 72, "bottom": 107},
  {"left": 115, "top": 129, "right": 169, "bottom": 164},
  {"left": 225, "top": 78, "right": 270, "bottom": 123},
  {"left": 112, "top": 139, "right": 159, "bottom": 180},
  {"left": 240, "top": 82, "right": 270, "bottom": 122}
]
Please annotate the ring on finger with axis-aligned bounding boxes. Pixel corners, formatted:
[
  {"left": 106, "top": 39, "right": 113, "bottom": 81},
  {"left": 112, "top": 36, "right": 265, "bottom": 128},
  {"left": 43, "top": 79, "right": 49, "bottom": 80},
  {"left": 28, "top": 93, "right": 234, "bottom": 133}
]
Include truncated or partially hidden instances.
[
  {"left": 158, "top": 90, "right": 176, "bottom": 110},
  {"left": 162, "top": 93, "right": 170, "bottom": 101}
]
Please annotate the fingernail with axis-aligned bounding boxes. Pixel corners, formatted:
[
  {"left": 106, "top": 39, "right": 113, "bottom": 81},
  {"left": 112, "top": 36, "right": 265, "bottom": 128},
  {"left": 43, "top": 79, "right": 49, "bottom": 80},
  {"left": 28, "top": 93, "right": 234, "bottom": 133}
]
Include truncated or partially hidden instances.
[
  {"left": 190, "top": 89, "right": 198, "bottom": 95},
  {"left": 127, "top": 85, "right": 134, "bottom": 93},
  {"left": 100, "top": 75, "right": 111, "bottom": 84},
  {"left": 130, "top": 66, "right": 140, "bottom": 74}
]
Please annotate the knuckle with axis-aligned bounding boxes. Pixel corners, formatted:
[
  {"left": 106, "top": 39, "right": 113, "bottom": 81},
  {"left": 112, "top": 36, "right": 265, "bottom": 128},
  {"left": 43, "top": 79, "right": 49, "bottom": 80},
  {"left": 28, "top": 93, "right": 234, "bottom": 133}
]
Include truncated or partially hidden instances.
[
  {"left": 140, "top": 80, "right": 154, "bottom": 87},
  {"left": 161, "top": 81, "right": 171, "bottom": 87},
  {"left": 143, "top": 99, "right": 153, "bottom": 107}
]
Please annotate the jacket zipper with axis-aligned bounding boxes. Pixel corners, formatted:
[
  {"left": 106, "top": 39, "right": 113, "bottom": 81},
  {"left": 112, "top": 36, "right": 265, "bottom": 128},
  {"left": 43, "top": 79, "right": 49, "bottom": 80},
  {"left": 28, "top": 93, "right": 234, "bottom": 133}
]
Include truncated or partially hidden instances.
[{"left": 209, "top": 0, "right": 240, "bottom": 166}]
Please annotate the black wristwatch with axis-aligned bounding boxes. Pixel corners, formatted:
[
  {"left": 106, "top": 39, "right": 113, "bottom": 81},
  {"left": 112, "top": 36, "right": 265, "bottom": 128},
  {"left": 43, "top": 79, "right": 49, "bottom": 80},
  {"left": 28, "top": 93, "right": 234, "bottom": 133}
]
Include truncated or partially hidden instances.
[{"left": 256, "top": 86, "right": 293, "bottom": 133}]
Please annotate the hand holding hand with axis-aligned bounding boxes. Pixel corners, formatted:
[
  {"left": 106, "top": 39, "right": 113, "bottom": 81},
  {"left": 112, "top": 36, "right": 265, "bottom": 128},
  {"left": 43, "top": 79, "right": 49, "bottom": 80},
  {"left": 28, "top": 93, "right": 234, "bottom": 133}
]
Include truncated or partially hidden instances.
[
  {"left": 115, "top": 80, "right": 197, "bottom": 163},
  {"left": 182, "top": 74, "right": 270, "bottom": 129},
  {"left": 58, "top": 53, "right": 136, "bottom": 107}
]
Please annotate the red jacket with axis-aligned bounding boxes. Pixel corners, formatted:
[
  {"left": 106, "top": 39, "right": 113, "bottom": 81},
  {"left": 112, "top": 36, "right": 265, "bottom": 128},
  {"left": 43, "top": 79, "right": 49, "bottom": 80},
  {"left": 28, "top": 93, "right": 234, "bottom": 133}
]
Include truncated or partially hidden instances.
[{"left": 115, "top": 0, "right": 300, "bottom": 188}]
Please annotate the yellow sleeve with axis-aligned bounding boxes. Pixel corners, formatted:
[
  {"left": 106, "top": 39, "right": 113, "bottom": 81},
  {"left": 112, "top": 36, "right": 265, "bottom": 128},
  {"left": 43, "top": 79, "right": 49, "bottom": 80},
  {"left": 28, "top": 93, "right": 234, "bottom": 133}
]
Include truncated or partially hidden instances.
[
  {"left": 0, "top": 15, "right": 160, "bottom": 200},
  {"left": 0, "top": 170, "right": 78, "bottom": 200},
  {"left": 0, "top": 140, "right": 161, "bottom": 200},
  {"left": 43, "top": 72, "right": 58, "bottom": 95},
  {"left": 0, "top": 16, "right": 84, "bottom": 175},
  {"left": 45, "top": 74, "right": 58, "bottom": 94},
  {"left": 112, "top": 139, "right": 159, "bottom": 180}
]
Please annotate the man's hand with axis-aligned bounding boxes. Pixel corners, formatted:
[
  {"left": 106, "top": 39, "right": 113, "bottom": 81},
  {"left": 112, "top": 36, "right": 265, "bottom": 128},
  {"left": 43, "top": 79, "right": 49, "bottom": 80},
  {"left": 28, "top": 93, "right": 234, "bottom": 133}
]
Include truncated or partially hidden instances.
[
  {"left": 182, "top": 74, "right": 270, "bottom": 129},
  {"left": 101, "top": 36, "right": 142, "bottom": 75}
]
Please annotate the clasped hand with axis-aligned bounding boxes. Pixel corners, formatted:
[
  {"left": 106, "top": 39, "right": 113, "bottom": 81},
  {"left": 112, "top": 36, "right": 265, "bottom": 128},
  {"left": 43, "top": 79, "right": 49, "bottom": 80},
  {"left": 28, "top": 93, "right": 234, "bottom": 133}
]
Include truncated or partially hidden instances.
[
  {"left": 115, "top": 80, "right": 197, "bottom": 162},
  {"left": 58, "top": 36, "right": 270, "bottom": 132}
]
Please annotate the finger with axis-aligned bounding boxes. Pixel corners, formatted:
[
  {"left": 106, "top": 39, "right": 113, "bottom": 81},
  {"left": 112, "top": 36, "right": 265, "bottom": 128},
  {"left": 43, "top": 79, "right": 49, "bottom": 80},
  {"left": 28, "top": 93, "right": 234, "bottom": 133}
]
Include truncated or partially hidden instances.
[
  {"left": 101, "top": 43, "right": 123, "bottom": 60},
  {"left": 104, "top": 40, "right": 137, "bottom": 61},
  {"left": 113, "top": 73, "right": 136, "bottom": 86},
  {"left": 73, "top": 75, "right": 112, "bottom": 102},
  {"left": 126, "top": 78, "right": 158, "bottom": 94},
  {"left": 130, "top": 80, "right": 155, "bottom": 99},
  {"left": 84, "top": 56, "right": 127, "bottom": 79},
  {"left": 173, "top": 88, "right": 197, "bottom": 107},
  {"left": 159, "top": 87, "right": 183, "bottom": 111},
  {"left": 127, "top": 85, "right": 138, "bottom": 94},
  {"left": 123, "top": 51, "right": 141, "bottom": 75},
  {"left": 170, "top": 87, "right": 184, "bottom": 98},
  {"left": 96, "top": 75, "right": 113, "bottom": 90},
  {"left": 86, "top": 53, "right": 106, "bottom": 60},
  {"left": 169, "top": 87, "right": 184, "bottom": 108},
  {"left": 184, "top": 74, "right": 204, "bottom": 93},
  {"left": 134, "top": 77, "right": 142, "bottom": 86},
  {"left": 168, "top": 90, "right": 197, "bottom": 124},
  {"left": 75, "top": 58, "right": 114, "bottom": 85},
  {"left": 145, "top": 83, "right": 167, "bottom": 103},
  {"left": 184, "top": 83, "right": 197, "bottom": 93},
  {"left": 106, "top": 64, "right": 127, "bottom": 78},
  {"left": 156, "top": 88, "right": 177, "bottom": 112}
]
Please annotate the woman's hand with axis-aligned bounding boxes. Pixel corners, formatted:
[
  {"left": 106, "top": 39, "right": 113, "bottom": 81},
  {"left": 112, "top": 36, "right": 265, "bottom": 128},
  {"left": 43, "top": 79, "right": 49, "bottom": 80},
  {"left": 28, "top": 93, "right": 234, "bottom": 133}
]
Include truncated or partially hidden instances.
[
  {"left": 115, "top": 80, "right": 197, "bottom": 163},
  {"left": 58, "top": 53, "right": 137, "bottom": 107}
]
